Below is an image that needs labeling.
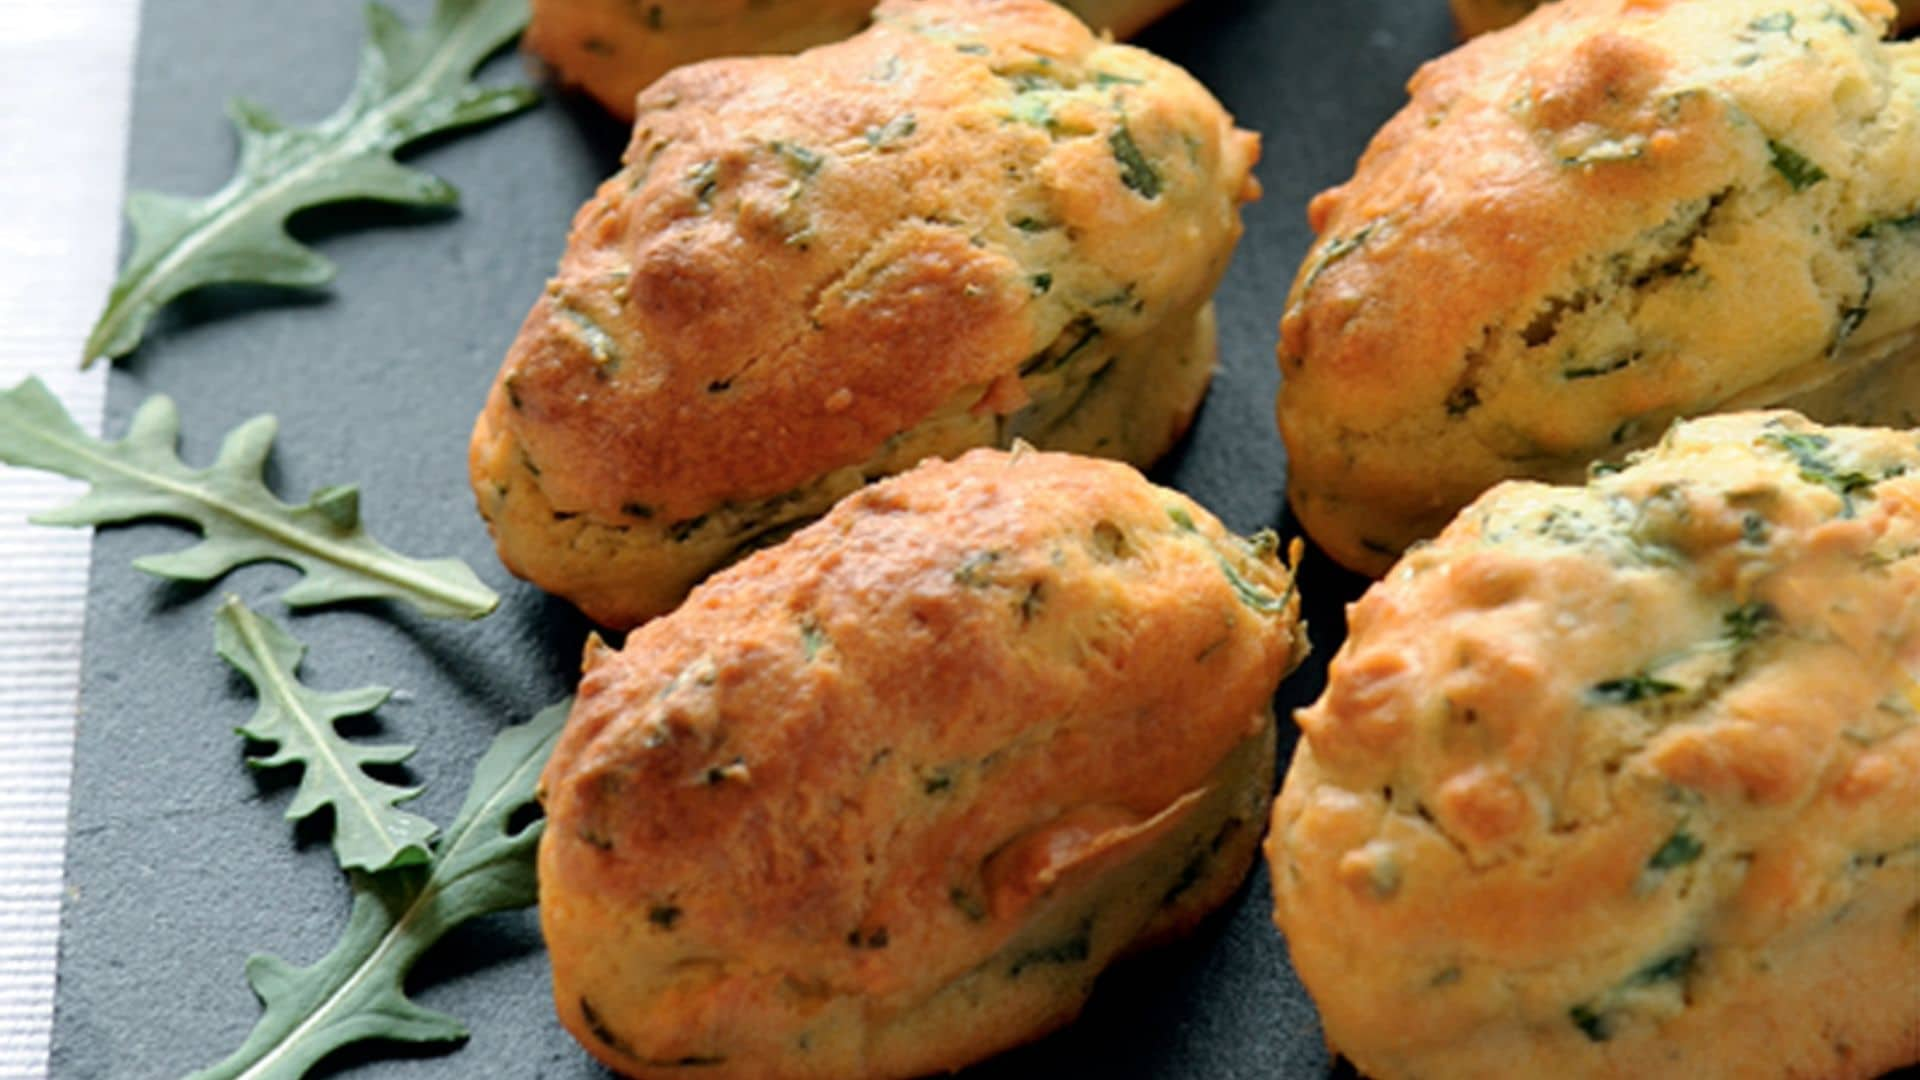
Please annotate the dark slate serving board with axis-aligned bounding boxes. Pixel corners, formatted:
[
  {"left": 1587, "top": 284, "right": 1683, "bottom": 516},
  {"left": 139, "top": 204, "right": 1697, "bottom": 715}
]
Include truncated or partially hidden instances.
[{"left": 49, "top": 1, "right": 1443, "bottom": 1075}]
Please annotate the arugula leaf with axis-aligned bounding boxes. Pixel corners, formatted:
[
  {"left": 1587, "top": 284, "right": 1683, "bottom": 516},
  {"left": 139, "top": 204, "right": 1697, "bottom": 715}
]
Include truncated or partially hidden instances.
[
  {"left": 0, "top": 377, "right": 498, "bottom": 619},
  {"left": 215, "top": 598, "right": 435, "bottom": 873},
  {"left": 83, "top": 0, "right": 538, "bottom": 366},
  {"left": 188, "top": 700, "right": 569, "bottom": 1080}
]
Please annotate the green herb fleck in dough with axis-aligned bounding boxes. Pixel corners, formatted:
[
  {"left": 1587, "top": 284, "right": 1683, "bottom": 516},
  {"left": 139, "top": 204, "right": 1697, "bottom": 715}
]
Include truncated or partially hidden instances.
[
  {"left": 1217, "top": 555, "right": 1288, "bottom": 615},
  {"left": 1589, "top": 673, "right": 1682, "bottom": 704},
  {"left": 1561, "top": 135, "right": 1647, "bottom": 167},
  {"left": 1763, "top": 431, "right": 1880, "bottom": 500},
  {"left": 1009, "top": 920, "right": 1093, "bottom": 976},
  {"left": 1161, "top": 852, "right": 1208, "bottom": 906},
  {"left": 1768, "top": 140, "right": 1827, "bottom": 192},
  {"left": 950, "top": 888, "right": 987, "bottom": 922},
  {"left": 557, "top": 302, "right": 620, "bottom": 367},
  {"left": 865, "top": 113, "right": 918, "bottom": 148},
  {"left": 1299, "top": 224, "right": 1377, "bottom": 296},
  {"left": 1018, "top": 582, "right": 1045, "bottom": 622},
  {"left": 1020, "top": 319, "right": 1099, "bottom": 376},
  {"left": 1647, "top": 830, "right": 1704, "bottom": 871},
  {"left": 1631, "top": 946, "right": 1697, "bottom": 986},
  {"left": 953, "top": 550, "right": 1002, "bottom": 587},
  {"left": 1446, "top": 385, "right": 1482, "bottom": 417},
  {"left": 1570, "top": 1003, "right": 1611, "bottom": 1043},
  {"left": 1749, "top": 11, "right": 1797, "bottom": 33},
  {"left": 649, "top": 905, "right": 682, "bottom": 930},
  {"left": 1723, "top": 603, "right": 1774, "bottom": 644},
  {"left": 1109, "top": 125, "right": 1162, "bottom": 199},
  {"left": 770, "top": 141, "right": 823, "bottom": 176},
  {"left": 1166, "top": 506, "right": 1197, "bottom": 532},
  {"left": 1030, "top": 272, "right": 1053, "bottom": 295},
  {"left": 581, "top": 997, "right": 633, "bottom": 1054},
  {"left": 1009, "top": 95, "right": 1056, "bottom": 131},
  {"left": 1563, "top": 352, "right": 1639, "bottom": 380},
  {"left": 800, "top": 620, "right": 828, "bottom": 661},
  {"left": 688, "top": 160, "right": 720, "bottom": 208}
]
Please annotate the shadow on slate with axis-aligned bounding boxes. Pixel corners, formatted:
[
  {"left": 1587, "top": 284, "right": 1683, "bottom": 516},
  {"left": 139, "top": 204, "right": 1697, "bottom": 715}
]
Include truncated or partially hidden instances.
[{"left": 50, "top": 1, "right": 1448, "bottom": 1076}]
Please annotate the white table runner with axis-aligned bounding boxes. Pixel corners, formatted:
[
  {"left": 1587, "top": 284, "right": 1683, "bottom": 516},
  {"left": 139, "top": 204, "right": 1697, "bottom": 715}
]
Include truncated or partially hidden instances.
[{"left": 0, "top": 2, "right": 139, "bottom": 1074}]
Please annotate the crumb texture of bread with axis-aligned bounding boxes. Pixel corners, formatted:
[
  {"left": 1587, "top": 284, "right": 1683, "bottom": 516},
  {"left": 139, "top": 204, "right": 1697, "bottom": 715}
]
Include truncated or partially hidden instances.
[
  {"left": 474, "top": 0, "right": 1259, "bottom": 627},
  {"left": 527, "top": 0, "right": 1195, "bottom": 123},
  {"left": 539, "top": 447, "right": 1307, "bottom": 1080},
  {"left": 1280, "top": 0, "right": 1920, "bottom": 574},
  {"left": 1268, "top": 411, "right": 1920, "bottom": 1080}
]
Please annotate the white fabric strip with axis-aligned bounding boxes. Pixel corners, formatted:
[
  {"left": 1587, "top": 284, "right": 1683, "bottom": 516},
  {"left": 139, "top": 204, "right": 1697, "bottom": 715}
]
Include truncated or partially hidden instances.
[{"left": 0, "top": 1, "right": 140, "bottom": 1075}]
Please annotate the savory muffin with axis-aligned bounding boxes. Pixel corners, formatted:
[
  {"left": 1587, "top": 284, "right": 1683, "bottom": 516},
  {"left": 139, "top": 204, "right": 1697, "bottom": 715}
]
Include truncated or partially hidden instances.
[
  {"left": 1450, "top": 0, "right": 1920, "bottom": 38},
  {"left": 473, "top": 0, "right": 1260, "bottom": 628},
  {"left": 539, "top": 447, "right": 1307, "bottom": 1079},
  {"left": 528, "top": 0, "right": 1195, "bottom": 122},
  {"left": 1278, "top": 0, "right": 1920, "bottom": 575},
  {"left": 1268, "top": 411, "right": 1920, "bottom": 1079}
]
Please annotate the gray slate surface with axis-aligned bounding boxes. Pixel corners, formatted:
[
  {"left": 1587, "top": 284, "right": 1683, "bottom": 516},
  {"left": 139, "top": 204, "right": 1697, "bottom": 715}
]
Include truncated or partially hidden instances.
[{"left": 51, "top": 1, "right": 1444, "bottom": 1075}]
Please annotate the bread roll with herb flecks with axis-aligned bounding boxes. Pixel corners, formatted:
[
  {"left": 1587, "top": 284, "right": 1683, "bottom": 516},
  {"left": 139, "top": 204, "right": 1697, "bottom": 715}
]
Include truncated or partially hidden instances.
[
  {"left": 527, "top": 0, "right": 1195, "bottom": 122},
  {"left": 1279, "top": 0, "right": 1920, "bottom": 576},
  {"left": 540, "top": 446, "right": 1307, "bottom": 1079},
  {"left": 473, "top": 0, "right": 1259, "bottom": 628},
  {"left": 1269, "top": 411, "right": 1920, "bottom": 1080},
  {"left": 1449, "top": 0, "right": 1920, "bottom": 39}
]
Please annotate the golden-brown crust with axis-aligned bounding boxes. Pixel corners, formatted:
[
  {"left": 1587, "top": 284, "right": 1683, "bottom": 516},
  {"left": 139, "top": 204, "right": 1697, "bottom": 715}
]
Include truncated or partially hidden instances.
[
  {"left": 526, "top": 0, "right": 1196, "bottom": 124},
  {"left": 1269, "top": 411, "right": 1920, "bottom": 1079},
  {"left": 539, "top": 447, "right": 1306, "bottom": 1079},
  {"left": 1277, "top": 0, "right": 1920, "bottom": 575},
  {"left": 1450, "top": 0, "right": 1920, "bottom": 38},
  {"left": 475, "top": 0, "right": 1260, "bottom": 626}
]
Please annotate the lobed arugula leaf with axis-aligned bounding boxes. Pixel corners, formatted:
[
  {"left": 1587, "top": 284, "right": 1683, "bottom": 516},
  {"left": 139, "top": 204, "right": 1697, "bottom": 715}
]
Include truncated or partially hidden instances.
[
  {"left": 188, "top": 700, "right": 569, "bottom": 1080},
  {"left": 83, "top": 0, "right": 538, "bottom": 366},
  {"left": 215, "top": 598, "right": 436, "bottom": 873},
  {"left": 0, "top": 377, "right": 498, "bottom": 618}
]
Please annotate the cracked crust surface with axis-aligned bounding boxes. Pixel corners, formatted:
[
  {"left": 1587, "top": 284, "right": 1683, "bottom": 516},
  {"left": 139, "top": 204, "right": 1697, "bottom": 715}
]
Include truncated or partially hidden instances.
[
  {"left": 1268, "top": 411, "right": 1920, "bottom": 1080},
  {"left": 539, "top": 447, "right": 1307, "bottom": 1079},
  {"left": 473, "top": 0, "right": 1259, "bottom": 627},
  {"left": 526, "top": 0, "right": 1195, "bottom": 123},
  {"left": 1277, "top": 0, "right": 1920, "bottom": 575}
]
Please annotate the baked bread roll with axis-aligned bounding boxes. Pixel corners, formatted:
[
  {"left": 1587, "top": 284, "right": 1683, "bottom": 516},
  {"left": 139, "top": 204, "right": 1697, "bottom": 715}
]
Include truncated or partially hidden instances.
[
  {"left": 1450, "top": 0, "right": 1920, "bottom": 38},
  {"left": 473, "top": 0, "right": 1260, "bottom": 628},
  {"left": 539, "top": 447, "right": 1307, "bottom": 1079},
  {"left": 1278, "top": 0, "right": 1920, "bottom": 575},
  {"left": 528, "top": 0, "right": 1194, "bottom": 123},
  {"left": 1268, "top": 411, "right": 1920, "bottom": 1079}
]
